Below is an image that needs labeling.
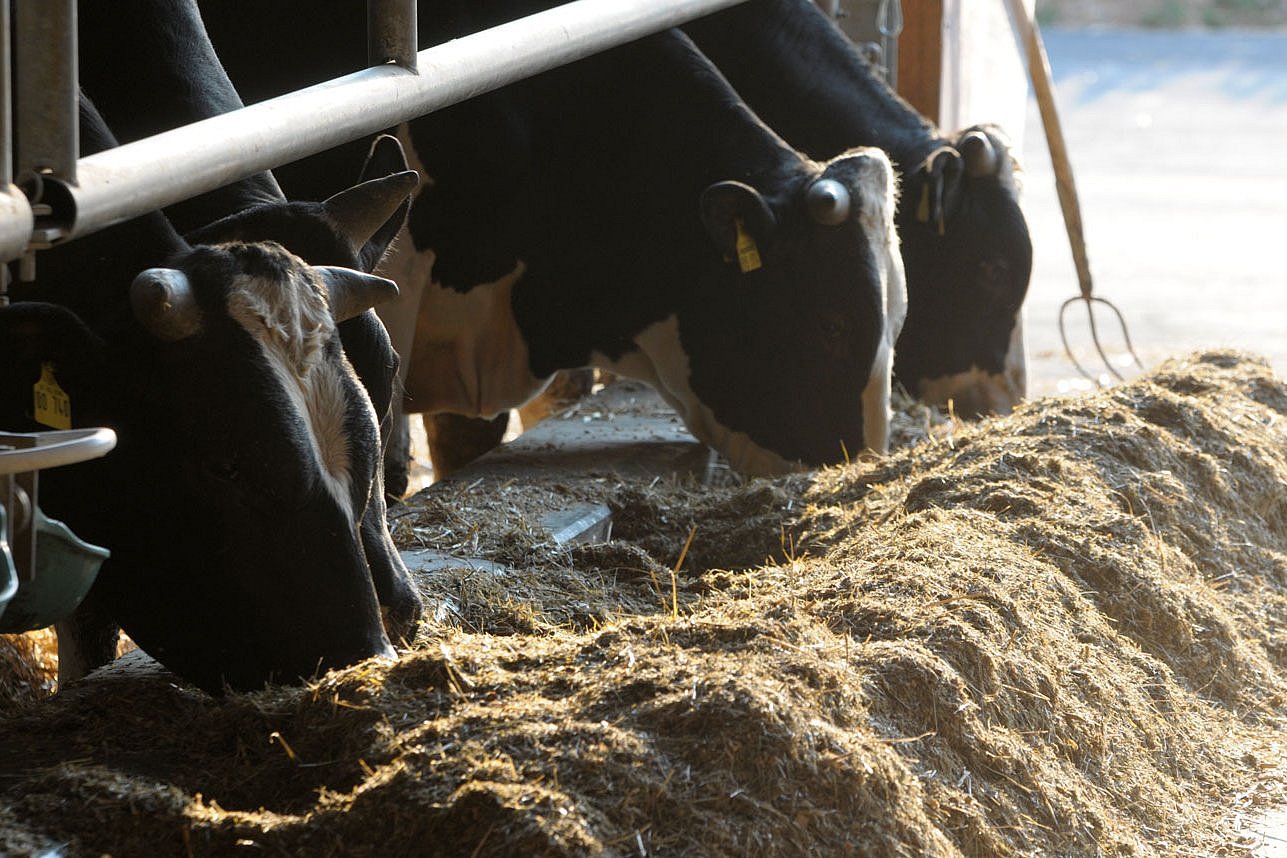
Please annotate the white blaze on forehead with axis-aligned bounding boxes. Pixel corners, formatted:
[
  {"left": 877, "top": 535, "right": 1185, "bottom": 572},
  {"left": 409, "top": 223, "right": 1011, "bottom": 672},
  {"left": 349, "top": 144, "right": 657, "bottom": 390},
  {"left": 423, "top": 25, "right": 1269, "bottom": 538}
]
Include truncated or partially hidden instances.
[
  {"left": 844, "top": 147, "right": 902, "bottom": 454},
  {"left": 226, "top": 268, "right": 362, "bottom": 522}
]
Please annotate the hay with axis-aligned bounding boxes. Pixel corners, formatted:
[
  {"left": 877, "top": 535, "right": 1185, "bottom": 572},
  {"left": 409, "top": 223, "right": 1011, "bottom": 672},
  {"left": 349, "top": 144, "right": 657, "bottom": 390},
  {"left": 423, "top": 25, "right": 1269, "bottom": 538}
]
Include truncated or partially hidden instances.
[
  {"left": 1, "top": 350, "right": 1285, "bottom": 856},
  {"left": 0, "top": 631, "right": 57, "bottom": 713}
]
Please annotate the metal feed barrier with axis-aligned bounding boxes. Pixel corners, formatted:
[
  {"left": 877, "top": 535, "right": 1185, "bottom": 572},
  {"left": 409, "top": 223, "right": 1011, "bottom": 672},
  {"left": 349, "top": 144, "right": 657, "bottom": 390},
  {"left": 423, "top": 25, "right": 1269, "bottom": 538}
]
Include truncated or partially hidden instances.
[
  {"left": 0, "top": 0, "right": 751, "bottom": 268},
  {"left": 0, "top": 0, "right": 751, "bottom": 627}
]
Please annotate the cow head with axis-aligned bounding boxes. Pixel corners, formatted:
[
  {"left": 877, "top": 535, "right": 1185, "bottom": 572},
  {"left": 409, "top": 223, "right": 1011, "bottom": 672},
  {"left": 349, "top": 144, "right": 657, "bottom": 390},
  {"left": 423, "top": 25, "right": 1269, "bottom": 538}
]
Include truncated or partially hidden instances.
[
  {"left": 184, "top": 134, "right": 424, "bottom": 645},
  {"left": 894, "top": 125, "right": 1033, "bottom": 417},
  {"left": 625, "top": 147, "right": 902, "bottom": 474},
  {"left": 0, "top": 242, "right": 404, "bottom": 692}
]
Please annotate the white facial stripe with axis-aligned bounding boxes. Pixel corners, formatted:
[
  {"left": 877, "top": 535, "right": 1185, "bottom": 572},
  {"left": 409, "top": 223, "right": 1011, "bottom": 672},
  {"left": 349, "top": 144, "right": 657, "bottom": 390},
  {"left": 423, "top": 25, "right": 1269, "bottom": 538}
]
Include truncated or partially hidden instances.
[
  {"left": 1006, "top": 310, "right": 1029, "bottom": 401},
  {"left": 863, "top": 333, "right": 893, "bottom": 455},
  {"left": 226, "top": 271, "right": 359, "bottom": 522},
  {"left": 843, "top": 147, "right": 900, "bottom": 454}
]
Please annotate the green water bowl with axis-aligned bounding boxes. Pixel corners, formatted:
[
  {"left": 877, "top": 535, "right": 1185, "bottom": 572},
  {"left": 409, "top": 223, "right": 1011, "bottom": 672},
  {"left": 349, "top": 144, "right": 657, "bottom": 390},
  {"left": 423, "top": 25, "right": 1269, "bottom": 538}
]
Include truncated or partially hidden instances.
[
  {"left": 0, "top": 428, "right": 116, "bottom": 632},
  {"left": 0, "top": 509, "right": 109, "bottom": 634}
]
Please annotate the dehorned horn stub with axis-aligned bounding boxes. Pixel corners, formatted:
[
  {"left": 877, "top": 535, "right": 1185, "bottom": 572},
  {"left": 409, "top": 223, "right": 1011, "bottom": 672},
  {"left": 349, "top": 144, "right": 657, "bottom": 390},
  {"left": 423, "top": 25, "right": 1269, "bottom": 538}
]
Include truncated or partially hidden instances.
[
  {"left": 806, "top": 178, "right": 851, "bottom": 226},
  {"left": 314, "top": 266, "right": 400, "bottom": 322},
  {"left": 959, "top": 130, "right": 999, "bottom": 178},
  {"left": 130, "top": 268, "right": 202, "bottom": 342}
]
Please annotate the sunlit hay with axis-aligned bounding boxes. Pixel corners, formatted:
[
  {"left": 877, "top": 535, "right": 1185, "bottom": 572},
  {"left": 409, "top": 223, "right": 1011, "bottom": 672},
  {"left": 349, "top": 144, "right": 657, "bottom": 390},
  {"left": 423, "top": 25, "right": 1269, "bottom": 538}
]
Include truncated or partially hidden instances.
[
  {"left": 1, "top": 351, "right": 1284, "bottom": 857},
  {"left": 0, "top": 630, "right": 58, "bottom": 711}
]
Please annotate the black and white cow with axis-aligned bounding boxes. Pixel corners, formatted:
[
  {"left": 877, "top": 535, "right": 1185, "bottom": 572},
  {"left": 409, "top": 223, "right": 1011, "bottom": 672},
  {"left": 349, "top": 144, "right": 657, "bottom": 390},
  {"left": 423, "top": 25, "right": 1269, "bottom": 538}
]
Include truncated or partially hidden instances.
[
  {"left": 77, "top": 0, "right": 424, "bottom": 638},
  {"left": 1, "top": 97, "right": 409, "bottom": 693},
  {"left": 685, "top": 0, "right": 1033, "bottom": 417},
  {"left": 204, "top": 1, "right": 904, "bottom": 475}
]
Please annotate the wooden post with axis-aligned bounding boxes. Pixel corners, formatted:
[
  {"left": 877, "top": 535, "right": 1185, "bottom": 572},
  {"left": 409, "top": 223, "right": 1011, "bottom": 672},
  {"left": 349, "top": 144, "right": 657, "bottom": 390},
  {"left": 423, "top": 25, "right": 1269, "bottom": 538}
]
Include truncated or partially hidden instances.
[
  {"left": 831, "top": 0, "right": 943, "bottom": 121},
  {"left": 895, "top": 0, "right": 943, "bottom": 121}
]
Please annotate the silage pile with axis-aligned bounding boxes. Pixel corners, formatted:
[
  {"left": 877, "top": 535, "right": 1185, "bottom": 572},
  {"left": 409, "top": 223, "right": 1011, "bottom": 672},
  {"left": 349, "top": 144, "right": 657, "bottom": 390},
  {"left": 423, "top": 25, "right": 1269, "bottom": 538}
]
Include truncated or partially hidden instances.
[{"left": 0, "top": 350, "right": 1285, "bottom": 857}]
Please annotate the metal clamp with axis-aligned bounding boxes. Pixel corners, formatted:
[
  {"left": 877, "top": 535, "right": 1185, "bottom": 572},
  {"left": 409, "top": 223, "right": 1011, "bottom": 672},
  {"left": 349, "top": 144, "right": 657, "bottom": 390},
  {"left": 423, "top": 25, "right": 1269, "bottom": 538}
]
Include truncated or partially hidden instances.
[{"left": 877, "top": 0, "right": 904, "bottom": 88}]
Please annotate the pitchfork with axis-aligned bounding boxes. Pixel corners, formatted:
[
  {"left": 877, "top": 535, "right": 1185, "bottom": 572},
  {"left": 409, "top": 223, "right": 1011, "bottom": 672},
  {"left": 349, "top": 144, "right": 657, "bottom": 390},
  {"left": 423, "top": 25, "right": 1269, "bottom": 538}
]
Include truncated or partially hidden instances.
[{"left": 1003, "top": 0, "right": 1145, "bottom": 384}]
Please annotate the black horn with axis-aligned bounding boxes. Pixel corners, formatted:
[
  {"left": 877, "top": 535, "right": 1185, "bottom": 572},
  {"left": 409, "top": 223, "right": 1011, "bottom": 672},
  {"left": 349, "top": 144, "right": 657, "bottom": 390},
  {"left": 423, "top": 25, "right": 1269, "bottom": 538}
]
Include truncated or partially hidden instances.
[
  {"left": 806, "top": 178, "right": 850, "bottom": 225},
  {"left": 321, "top": 170, "right": 419, "bottom": 250},
  {"left": 314, "top": 266, "right": 400, "bottom": 322},
  {"left": 130, "top": 268, "right": 202, "bottom": 342}
]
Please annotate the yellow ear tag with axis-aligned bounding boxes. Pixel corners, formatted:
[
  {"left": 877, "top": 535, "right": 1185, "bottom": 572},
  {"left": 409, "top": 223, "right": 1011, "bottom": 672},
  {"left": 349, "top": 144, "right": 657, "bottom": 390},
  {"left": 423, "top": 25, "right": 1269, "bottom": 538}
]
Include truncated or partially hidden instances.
[
  {"left": 33, "top": 362, "right": 72, "bottom": 430},
  {"left": 734, "top": 218, "right": 762, "bottom": 273},
  {"left": 916, "top": 183, "right": 931, "bottom": 224}
]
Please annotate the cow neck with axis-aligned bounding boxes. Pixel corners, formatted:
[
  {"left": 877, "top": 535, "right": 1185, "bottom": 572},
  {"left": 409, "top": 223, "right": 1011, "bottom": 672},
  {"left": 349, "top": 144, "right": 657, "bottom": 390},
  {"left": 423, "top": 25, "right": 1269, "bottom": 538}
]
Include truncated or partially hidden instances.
[
  {"left": 684, "top": 0, "right": 948, "bottom": 173},
  {"left": 504, "top": 31, "right": 804, "bottom": 377},
  {"left": 77, "top": 0, "right": 285, "bottom": 235},
  {"left": 536, "top": 31, "right": 797, "bottom": 203}
]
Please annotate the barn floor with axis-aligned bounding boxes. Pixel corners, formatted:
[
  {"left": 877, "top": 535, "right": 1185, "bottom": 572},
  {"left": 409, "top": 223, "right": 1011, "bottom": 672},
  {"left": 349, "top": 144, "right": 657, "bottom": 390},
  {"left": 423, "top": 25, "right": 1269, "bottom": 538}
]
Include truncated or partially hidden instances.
[{"left": 1, "top": 351, "right": 1286, "bottom": 856}]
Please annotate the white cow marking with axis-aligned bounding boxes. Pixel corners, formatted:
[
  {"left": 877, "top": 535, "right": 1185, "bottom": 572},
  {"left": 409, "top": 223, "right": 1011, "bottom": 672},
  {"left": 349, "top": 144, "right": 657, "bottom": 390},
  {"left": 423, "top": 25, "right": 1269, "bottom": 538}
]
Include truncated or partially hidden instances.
[
  {"left": 848, "top": 147, "right": 903, "bottom": 455},
  {"left": 916, "top": 311, "right": 1028, "bottom": 416},
  {"left": 226, "top": 269, "right": 363, "bottom": 522}
]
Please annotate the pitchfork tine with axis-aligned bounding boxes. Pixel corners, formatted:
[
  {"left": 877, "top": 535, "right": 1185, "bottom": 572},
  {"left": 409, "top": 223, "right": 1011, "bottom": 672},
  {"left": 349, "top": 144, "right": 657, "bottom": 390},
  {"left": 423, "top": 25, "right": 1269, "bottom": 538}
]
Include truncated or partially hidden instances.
[{"left": 1059, "top": 295, "right": 1145, "bottom": 385}]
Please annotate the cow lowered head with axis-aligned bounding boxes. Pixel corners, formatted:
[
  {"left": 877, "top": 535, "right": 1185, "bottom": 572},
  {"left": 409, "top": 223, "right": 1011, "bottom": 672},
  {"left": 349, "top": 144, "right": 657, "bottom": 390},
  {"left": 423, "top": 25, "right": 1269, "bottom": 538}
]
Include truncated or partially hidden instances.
[
  {"left": 682, "top": 0, "right": 1033, "bottom": 417},
  {"left": 184, "top": 134, "right": 424, "bottom": 646},
  {"left": 621, "top": 146, "right": 904, "bottom": 473},
  {"left": 894, "top": 125, "right": 1032, "bottom": 417},
  {"left": 2, "top": 239, "right": 406, "bottom": 693}
]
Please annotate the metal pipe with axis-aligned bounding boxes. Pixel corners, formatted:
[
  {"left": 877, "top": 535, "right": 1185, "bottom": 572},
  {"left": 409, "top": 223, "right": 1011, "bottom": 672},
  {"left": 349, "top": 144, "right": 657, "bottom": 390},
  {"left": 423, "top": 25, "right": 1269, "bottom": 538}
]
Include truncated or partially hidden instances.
[
  {"left": 0, "top": 192, "right": 34, "bottom": 270},
  {"left": 56, "top": 0, "right": 749, "bottom": 242},
  {"left": 368, "top": 0, "right": 418, "bottom": 70},
  {"left": 14, "top": 0, "right": 78, "bottom": 190},
  {"left": 0, "top": 1, "right": 34, "bottom": 268}
]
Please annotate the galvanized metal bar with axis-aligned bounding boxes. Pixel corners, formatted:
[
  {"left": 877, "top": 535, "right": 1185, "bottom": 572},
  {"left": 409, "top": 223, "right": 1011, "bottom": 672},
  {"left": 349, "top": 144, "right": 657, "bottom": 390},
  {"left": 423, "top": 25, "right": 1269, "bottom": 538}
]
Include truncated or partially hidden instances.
[
  {"left": 0, "top": 1, "right": 34, "bottom": 268},
  {"left": 14, "top": 0, "right": 78, "bottom": 190},
  {"left": 55, "top": 0, "right": 748, "bottom": 242},
  {"left": 368, "top": 0, "right": 418, "bottom": 70}
]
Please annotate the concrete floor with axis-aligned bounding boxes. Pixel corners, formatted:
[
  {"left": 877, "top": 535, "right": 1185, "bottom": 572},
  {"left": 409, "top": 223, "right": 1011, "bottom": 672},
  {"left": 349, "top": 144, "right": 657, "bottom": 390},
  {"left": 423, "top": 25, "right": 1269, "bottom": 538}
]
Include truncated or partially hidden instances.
[{"left": 1019, "top": 28, "right": 1287, "bottom": 397}]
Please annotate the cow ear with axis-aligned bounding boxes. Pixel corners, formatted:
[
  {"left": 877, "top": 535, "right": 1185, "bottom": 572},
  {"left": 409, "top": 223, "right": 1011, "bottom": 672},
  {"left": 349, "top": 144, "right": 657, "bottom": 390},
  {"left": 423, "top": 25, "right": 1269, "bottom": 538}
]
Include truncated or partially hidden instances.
[
  {"left": 314, "top": 266, "right": 400, "bottom": 322},
  {"left": 360, "top": 134, "right": 411, "bottom": 182},
  {"left": 321, "top": 170, "right": 419, "bottom": 273},
  {"left": 0, "top": 302, "right": 103, "bottom": 365},
  {"left": 699, "top": 181, "right": 776, "bottom": 263},
  {"left": 0, "top": 302, "right": 105, "bottom": 422}
]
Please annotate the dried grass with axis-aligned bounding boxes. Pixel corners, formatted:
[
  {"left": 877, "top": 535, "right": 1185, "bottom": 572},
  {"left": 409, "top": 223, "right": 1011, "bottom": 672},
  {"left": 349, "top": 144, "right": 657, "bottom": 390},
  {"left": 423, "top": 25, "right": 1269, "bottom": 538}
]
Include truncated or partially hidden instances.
[{"left": 1, "top": 350, "right": 1285, "bottom": 857}]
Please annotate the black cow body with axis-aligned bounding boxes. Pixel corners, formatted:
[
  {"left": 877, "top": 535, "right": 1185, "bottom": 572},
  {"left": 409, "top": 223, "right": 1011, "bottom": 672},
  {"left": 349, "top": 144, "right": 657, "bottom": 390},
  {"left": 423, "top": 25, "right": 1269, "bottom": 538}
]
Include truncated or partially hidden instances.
[
  {"left": 77, "top": 0, "right": 424, "bottom": 642},
  {"left": 204, "top": 1, "right": 902, "bottom": 475},
  {"left": 0, "top": 98, "right": 409, "bottom": 693},
  {"left": 684, "top": 0, "right": 1033, "bottom": 417}
]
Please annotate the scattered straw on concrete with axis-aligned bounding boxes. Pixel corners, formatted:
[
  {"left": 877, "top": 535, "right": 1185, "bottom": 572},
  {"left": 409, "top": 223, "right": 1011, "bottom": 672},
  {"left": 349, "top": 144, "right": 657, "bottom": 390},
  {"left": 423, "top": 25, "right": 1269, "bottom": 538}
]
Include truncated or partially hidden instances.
[{"left": 1, "top": 350, "right": 1285, "bottom": 856}]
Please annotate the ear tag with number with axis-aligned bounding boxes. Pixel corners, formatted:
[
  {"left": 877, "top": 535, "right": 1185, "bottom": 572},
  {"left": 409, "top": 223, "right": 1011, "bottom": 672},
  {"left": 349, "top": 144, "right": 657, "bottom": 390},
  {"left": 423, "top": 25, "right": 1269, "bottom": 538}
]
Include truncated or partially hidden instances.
[
  {"left": 734, "top": 218, "right": 762, "bottom": 273},
  {"left": 33, "top": 362, "right": 72, "bottom": 430}
]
